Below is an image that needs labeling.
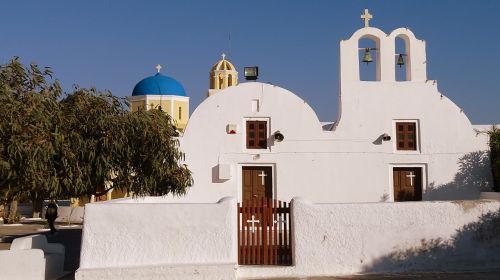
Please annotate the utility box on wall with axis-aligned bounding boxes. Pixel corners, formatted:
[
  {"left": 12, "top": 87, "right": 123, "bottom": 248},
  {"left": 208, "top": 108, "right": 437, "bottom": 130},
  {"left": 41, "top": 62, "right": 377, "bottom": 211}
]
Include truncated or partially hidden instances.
[
  {"left": 218, "top": 164, "right": 232, "bottom": 180},
  {"left": 226, "top": 124, "right": 238, "bottom": 134}
]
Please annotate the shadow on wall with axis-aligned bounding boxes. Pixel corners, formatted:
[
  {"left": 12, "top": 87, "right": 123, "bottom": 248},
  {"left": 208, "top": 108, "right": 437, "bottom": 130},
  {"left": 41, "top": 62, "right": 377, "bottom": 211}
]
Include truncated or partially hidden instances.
[
  {"left": 426, "top": 151, "right": 493, "bottom": 200},
  {"left": 363, "top": 207, "right": 500, "bottom": 273}
]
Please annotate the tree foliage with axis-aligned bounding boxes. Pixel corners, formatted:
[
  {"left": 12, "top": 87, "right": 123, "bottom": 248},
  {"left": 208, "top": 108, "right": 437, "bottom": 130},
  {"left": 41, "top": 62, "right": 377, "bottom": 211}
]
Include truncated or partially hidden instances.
[
  {"left": 117, "top": 109, "right": 192, "bottom": 197},
  {"left": 486, "top": 126, "right": 500, "bottom": 191},
  {"left": 0, "top": 58, "right": 192, "bottom": 219},
  {"left": 58, "top": 89, "right": 192, "bottom": 198},
  {"left": 0, "top": 58, "right": 62, "bottom": 201}
]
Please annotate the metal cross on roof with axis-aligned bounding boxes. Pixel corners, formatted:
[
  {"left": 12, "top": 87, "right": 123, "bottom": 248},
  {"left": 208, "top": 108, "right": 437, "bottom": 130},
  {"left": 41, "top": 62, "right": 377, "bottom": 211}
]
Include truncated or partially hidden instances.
[
  {"left": 361, "top": 9, "right": 373, "bottom": 27},
  {"left": 221, "top": 53, "right": 226, "bottom": 60},
  {"left": 156, "top": 64, "right": 162, "bottom": 73}
]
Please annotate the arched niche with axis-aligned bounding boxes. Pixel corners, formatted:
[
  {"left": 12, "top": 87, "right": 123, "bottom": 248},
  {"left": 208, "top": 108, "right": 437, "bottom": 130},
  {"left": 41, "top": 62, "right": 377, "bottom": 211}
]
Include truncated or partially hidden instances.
[
  {"left": 218, "top": 74, "right": 224, "bottom": 89},
  {"left": 228, "top": 74, "right": 233, "bottom": 86},
  {"left": 358, "top": 34, "right": 381, "bottom": 81},
  {"left": 395, "top": 34, "right": 411, "bottom": 81},
  {"left": 210, "top": 75, "right": 215, "bottom": 89}
]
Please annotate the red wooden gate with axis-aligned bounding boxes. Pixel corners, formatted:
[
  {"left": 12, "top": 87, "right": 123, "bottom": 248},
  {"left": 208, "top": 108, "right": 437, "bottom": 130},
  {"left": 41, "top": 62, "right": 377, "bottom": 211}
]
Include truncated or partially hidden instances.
[{"left": 237, "top": 198, "right": 292, "bottom": 265}]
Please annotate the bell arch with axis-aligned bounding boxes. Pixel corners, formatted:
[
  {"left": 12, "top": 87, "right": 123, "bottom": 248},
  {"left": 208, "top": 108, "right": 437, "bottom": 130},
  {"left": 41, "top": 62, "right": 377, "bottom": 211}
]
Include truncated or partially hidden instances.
[
  {"left": 395, "top": 34, "right": 411, "bottom": 81},
  {"left": 358, "top": 35, "right": 381, "bottom": 81},
  {"left": 389, "top": 28, "right": 427, "bottom": 82}
]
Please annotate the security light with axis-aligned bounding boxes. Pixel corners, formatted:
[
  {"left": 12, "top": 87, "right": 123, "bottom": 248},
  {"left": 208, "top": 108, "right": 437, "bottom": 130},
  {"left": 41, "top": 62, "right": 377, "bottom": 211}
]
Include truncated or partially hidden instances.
[{"left": 244, "top": 67, "right": 258, "bottom": 80}]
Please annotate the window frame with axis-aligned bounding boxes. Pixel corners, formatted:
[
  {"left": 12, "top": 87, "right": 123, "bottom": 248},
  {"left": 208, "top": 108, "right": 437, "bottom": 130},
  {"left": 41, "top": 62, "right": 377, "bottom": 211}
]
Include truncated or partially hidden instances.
[
  {"left": 243, "top": 118, "right": 270, "bottom": 152},
  {"left": 393, "top": 120, "right": 420, "bottom": 153}
]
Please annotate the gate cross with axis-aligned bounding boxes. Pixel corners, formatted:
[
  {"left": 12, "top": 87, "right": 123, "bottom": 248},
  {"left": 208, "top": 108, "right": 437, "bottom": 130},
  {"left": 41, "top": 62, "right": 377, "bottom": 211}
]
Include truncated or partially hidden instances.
[
  {"left": 274, "top": 217, "right": 287, "bottom": 226},
  {"left": 246, "top": 215, "right": 260, "bottom": 233}
]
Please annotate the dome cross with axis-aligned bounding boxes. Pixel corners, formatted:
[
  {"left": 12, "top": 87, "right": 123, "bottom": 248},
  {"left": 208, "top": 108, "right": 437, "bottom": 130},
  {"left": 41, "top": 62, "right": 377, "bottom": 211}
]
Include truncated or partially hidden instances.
[
  {"left": 360, "top": 9, "right": 373, "bottom": 27},
  {"left": 221, "top": 53, "right": 226, "bottom": 60},
  {"left": 156, "top": 64, "right": 162, "bottom": 73}
]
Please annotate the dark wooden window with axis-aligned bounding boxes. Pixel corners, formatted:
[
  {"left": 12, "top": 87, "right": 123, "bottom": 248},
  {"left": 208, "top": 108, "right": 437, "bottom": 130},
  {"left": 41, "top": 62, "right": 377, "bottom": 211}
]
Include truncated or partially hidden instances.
[
  {"left": 246, "top": 121, "right": 267, "bottom": 149},
  {"left": 396, "top": 122, "right": 417, "bottom": 151}
]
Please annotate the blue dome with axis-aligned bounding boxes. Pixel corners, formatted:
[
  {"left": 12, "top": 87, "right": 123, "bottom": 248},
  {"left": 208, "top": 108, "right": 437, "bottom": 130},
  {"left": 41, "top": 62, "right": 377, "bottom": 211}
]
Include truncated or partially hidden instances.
[{"left": 132, "top": 73, "right": 186, "bottom": 96}]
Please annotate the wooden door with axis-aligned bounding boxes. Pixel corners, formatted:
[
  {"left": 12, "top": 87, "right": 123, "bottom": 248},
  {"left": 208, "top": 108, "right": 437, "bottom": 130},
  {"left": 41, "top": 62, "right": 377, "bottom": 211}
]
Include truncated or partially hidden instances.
[
  {"left": 393, "top": 167, "right": 422, "bottom": 201},
  {"left": 242, "top": 166, "right": 273, "bottom": 202}
]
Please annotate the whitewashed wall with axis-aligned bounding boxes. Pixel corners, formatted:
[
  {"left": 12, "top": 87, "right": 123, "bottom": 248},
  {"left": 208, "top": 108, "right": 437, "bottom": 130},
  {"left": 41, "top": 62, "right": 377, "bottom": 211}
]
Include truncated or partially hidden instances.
[
  {"left": 239, "top": 198, "right": 500, "bottom": 278},
  {"left": 178, "top": 82, "right": 492, "bottom": 204},
  {"left": 174, "top": 26, "right": 494, "bottom": 204},
  {"left": 75, "top": 197, "right": 237, "bottom": 280},
  {"left": 77, "top": 197, "right": 500, "bottom": 279}
]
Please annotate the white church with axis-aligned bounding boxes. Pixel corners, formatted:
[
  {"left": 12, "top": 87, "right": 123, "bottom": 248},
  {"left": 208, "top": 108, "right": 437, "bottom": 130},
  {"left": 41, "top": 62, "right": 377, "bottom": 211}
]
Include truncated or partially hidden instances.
[
  {"left": 168, "top": 11, "right": 492, "bottom": 204},
  {"left": 75, "top": 11, "right": 500, "bottom": 280},
  {"left": 124, "top": 10, "right": 494, "bottom": 204}
]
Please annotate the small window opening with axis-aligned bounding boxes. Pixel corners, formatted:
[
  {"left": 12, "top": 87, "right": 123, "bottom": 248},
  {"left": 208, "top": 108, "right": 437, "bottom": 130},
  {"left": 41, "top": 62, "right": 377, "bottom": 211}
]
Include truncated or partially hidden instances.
[
  {"left": 218, "top": 74, "right": 223, "bottom": 89},
  {"left": 246, "top": 121, "right": 267, "bottom": 149},
  {"left": 396, "top": 122, "right": 417, "bottom": 151}
]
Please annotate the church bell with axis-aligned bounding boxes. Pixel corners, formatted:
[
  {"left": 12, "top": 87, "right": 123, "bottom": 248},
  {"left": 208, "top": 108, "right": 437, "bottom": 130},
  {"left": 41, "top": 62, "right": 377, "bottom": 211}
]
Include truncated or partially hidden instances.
[
  {"left": 397, "top": 54, "right": 405, "bottom": 68},
  {"left": 362, "top": 48, "right": 373, "bottom": 65}
]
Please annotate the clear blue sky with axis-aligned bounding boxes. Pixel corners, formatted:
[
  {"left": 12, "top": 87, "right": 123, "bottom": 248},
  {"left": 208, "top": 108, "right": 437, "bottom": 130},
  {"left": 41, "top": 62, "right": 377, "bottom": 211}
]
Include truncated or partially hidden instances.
[{"left": 1, "top": 0, "right": 499, "bottom": 124}]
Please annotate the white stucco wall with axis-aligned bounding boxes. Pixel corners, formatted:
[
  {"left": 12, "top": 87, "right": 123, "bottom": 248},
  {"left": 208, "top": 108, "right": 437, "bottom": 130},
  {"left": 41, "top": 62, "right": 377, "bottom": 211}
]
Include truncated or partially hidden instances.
[
  {"left": 76, "top": 197, "right": 237, "bottom": 280},
  {"left": 238, "top": 198, "right": 500, "bottom": 278},
  {"left": 172, "top": 26, "right": 493, "bottom": 204},
  {"left": 78, "top": 196, "right": 500, "bottom": 279}
]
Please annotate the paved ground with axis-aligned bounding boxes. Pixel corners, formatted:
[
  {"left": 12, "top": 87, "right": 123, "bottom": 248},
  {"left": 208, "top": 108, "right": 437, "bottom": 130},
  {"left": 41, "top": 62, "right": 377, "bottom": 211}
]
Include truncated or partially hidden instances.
[
  {"left": 261, "top": 271, "right": 500, "bottom": 279},
  {"left": 2, "top": 220, "right": 500, "bottom": 280}
]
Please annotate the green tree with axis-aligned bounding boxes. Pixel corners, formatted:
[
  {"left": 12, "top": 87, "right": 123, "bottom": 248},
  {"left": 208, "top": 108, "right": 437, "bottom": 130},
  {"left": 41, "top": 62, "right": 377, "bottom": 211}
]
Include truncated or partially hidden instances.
[
  {"left": 115, "top": 108, "right": 192, "bottom": 197},
  {"left": 1, "top": 59, "right": 193, "bottom": 222},
  {"left": 57, "top": 88, "right": 126, "bottom": 199},
  {"left": 0, "top": 58, "right": 62, "bottom": 222},
  {"left": 58, "top": 88, "right": 193, "bottom": 199},
  {"left": 487, "top": 126, "right": 500, "bottom": 191}
]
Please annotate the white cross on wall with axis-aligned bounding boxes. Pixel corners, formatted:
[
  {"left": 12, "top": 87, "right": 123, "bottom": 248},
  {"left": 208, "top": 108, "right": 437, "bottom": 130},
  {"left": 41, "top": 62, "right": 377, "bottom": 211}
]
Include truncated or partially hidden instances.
[
  {"left": 406, "top": 171, "right": 416, "bottom": 186},
  {"left": 247, "top": 215, "right": 260, "bottom": 233},
  {"left": 258, "top": 170, "right": 267, "bottom": 185},
  {"left": 360, "top": 9, "right": 373, "bottom": 27},
  {"left": 156, "top": 64, "right": 162, "bottom": 73}
]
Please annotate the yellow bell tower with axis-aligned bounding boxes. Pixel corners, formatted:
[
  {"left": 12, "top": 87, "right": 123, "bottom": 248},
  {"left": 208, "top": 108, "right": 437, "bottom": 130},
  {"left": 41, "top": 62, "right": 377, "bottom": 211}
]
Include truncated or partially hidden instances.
[{"left": 208, "top": 53, "right": 238, "bottom": 97}]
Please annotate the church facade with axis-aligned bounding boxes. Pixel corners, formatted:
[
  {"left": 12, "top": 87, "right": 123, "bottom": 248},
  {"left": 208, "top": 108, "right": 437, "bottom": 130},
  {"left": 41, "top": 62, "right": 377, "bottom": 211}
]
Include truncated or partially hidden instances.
[{"left": 175, "top": 16, "right": 493, "bottom": 203}]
